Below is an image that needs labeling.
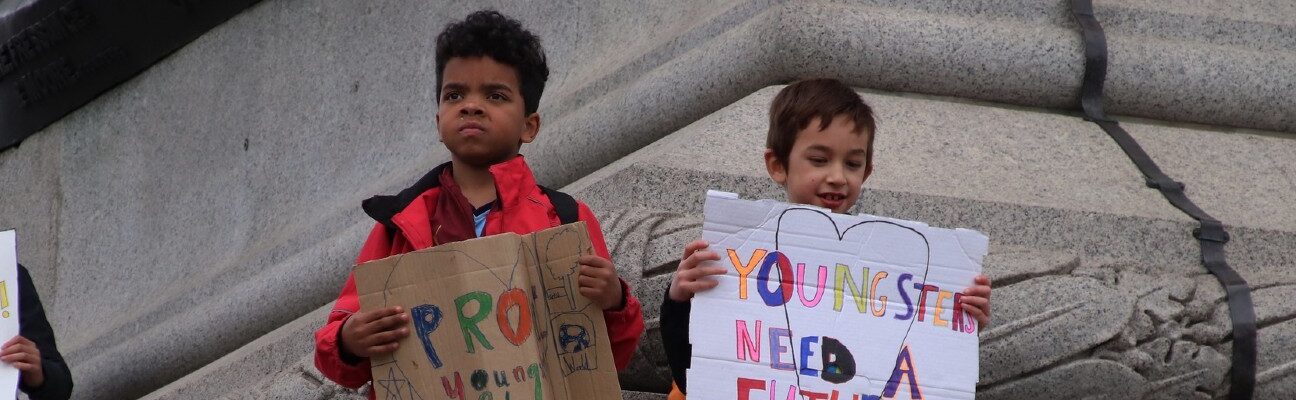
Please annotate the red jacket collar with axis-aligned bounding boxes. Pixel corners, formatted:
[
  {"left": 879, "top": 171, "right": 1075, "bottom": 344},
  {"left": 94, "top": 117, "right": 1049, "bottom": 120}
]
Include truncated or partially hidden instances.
[
  {"left": 364, "top": 155, "right": 541, "bottom": 249},
  {"left": 487, "top": 155, "right": 539, "bottom": 210}
]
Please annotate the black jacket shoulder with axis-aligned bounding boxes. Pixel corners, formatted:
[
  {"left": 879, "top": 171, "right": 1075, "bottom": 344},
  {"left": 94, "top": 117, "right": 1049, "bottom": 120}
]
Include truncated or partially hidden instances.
[{"left": 16, "top": 264, "right": 73, "bottom": 400}]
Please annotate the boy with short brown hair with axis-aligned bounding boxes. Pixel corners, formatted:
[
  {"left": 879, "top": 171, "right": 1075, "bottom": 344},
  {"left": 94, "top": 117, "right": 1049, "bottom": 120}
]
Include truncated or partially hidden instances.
[{"left": 660, "top": 78, "right": 993, "bottom": 399}]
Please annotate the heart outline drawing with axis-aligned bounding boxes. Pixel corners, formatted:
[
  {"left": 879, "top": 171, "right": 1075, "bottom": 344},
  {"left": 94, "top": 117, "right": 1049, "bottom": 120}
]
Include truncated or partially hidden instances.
[{"left": 770, "top": 206, "right": 932, "bottom": 398}]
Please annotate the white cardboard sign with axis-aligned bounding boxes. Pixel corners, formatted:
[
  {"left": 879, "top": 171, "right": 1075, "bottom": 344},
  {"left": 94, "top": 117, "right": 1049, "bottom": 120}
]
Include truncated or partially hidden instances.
[
  {"left": 0, "top": 230, "right": 20, "bottom": 399},
  {"left": 688, "top": 191, "right": 986, "bottom": 400}
]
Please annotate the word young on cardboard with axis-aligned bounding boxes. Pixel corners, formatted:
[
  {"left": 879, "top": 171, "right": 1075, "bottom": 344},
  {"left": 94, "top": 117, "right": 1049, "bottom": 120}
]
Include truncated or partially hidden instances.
[
  {"left": 354, "top": 223, "right": 621, "bottom": 400},
  {"left": 689, "top": 191, "right": 987, "bottom": 400}
]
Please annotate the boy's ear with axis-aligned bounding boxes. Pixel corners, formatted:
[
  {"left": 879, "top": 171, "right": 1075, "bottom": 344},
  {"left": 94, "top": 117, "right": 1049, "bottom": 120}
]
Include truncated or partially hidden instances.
[
  {"left": 521, "top": 112, "right": 540, "bottom": 144},
  {"left": 434, "top": 112, "right": 443, "bottom": 142},
  {"left": 764, "top": 149, "right": 787, "bottom": 186}
]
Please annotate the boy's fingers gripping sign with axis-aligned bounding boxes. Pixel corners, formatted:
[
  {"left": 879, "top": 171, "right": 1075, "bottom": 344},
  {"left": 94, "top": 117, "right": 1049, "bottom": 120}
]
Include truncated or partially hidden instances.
[
  {"left": 577, "top": 254, "right": 624, "bottom": 310},
  {"left": 342, "top": 306, "right": 411, "bottom": 358},
  {"left": 669, "top": 239, "right": 727, "bottom": 302},
  {"left": 960, "top": 275, "right": 993, "bottom": 328},
  {"left": 1, "top": 335, "right": 45, "bottom": 387}
]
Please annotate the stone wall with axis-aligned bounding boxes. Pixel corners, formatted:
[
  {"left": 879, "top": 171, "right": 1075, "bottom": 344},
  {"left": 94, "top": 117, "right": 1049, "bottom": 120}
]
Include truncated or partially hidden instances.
[
  {"left": 565, "top": 87, "right": 1296, "bottom": 399},
  {"left": 0, "top": 0, "right": 1292, "bottom": 399}
]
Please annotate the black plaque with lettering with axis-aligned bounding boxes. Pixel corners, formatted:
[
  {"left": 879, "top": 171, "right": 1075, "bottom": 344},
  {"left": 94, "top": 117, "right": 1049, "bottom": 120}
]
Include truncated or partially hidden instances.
[{"left": 0, "top": 0, "right": 259, "bottom": 151}]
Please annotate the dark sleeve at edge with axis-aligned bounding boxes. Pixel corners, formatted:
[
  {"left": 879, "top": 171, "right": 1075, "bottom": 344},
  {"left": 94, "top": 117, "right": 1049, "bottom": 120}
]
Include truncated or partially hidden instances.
[
  {"left": 17, "top": 264, "right": 73, "bottom": 400},
  {"left": 659, "top": 284, "right": 693, "bottom": 393}
]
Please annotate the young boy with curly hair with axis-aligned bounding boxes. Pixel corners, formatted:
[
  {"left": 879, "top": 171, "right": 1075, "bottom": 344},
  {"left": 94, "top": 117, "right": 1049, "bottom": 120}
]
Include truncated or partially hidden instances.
[{"left": 313, "top": 10, "right": 645, "bottom": 395}]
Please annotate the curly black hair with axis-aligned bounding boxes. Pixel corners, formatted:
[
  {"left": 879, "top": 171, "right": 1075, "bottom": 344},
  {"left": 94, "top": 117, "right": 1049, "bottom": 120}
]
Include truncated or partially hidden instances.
[{"left": 435, "top": 10, "right": 549, "bottom": 115}]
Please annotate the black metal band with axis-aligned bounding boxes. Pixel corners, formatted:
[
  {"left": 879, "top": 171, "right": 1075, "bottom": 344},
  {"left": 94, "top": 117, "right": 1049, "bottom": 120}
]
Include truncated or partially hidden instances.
[{"left": 1069, "top": 1, "right": 1256, "bottom": 398}]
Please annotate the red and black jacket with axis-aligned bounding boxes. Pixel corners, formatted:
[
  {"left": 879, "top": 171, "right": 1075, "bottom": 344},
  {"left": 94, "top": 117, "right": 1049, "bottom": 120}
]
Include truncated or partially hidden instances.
[{"left": 313, "top": 156, "right": 644, "bottom": 393}]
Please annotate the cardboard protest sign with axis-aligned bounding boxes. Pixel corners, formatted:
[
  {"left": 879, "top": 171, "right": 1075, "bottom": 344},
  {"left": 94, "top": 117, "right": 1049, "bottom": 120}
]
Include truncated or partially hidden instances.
[
  {"left": 688, "top": 191, "right": 987, "bottom": 400},
  {"left": 354, "top": 222, "right": 622, "bottom": 400},
  {"left": 0, "top": 230, "right": 19, "bottom": 399}
]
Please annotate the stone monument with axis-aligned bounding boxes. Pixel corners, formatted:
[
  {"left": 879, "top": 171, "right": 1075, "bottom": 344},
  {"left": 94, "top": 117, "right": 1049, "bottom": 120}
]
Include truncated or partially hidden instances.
[{"left": 0, "top": 1, "right": 1292, "bottom": 399}]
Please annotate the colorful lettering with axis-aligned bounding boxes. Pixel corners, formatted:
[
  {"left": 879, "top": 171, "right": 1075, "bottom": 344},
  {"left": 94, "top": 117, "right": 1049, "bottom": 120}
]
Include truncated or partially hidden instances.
[
  {"left": 934, "top": 290, "right": 952, "bottom": 327},
  {"left": 496, "top": 288, "right": 534, "bottom": 346},
  {"left": 493, "top": 370, "right": 509, "bottom": 387},
  {"left": 832, "top": 264, "right": 869, "bottom": 313},
  {"left": 757, "top": 251, "right": 795, "bottom": 307},
  {"left": 799, "top": 263, "right": 828, "bottom": 308},
  {"left": 894, "top": 274, "right": 914, "bottom": 320},
  {"left": 529, "top": 363, "right": 544, "bottom": 399},
  {"left": 729, "top": 248, "right": 768, "bottom": 300},
  {"left": 411, "top": 304, "right": 444, "bottom": 368},
  {"left": 799, "top": 336, "right": 819, "bottom": 377},
  {"left": 913, "top": 283, "right": 938, "bottom": 322},
  {"left": 442, "top": 371, "right": 465, "bottom": 400},
  {"left": 963, "top": 310, "right": 978, "bottom": 333},
  {"left": 820, "top": 337, "right": 856, "bottom": 384},
  {"left": 882, "top": 345, "right": 922, "bottom": 399},
  {"left": 455, "top": 291, "right": 495, "bottom": 353},
  {"left": 737, "top": 319, "right": 763, "bottom": 362},
  {"left": 951, "top": 292, "right": 966, "bottom": 333},
  {"left": 798, "top": 390, "right": 832, "bottom": 400},
  {"left": 471, "top": 369, "right": 489, "bottom": 390},
  {"left": 738, "top": 377, "right": 767, "bottom": 400},
  {"left": 870, "top": 271, "right": 888, "bottom": 317},
  {"left": 769, "top": 328, "right": 794, "bottom": 370}
]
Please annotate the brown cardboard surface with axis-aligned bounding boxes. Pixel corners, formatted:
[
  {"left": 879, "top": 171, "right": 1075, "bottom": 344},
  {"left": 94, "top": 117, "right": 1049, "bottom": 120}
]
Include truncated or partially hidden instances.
[{"left": 355, "top": 222, "right": 622, "bottom": 400}]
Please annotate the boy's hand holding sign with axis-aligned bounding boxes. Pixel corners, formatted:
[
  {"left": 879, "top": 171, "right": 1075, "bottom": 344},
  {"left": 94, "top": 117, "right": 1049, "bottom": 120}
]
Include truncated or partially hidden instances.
[{"left": 353, "top": 222, "right": 622, "bottom": 400}]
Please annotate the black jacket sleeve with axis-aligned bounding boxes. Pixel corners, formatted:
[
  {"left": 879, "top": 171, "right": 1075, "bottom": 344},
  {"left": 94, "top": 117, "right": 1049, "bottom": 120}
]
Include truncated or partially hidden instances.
[
  {"left": 659, "top": 285, "right": 693, "bottom": 394},
  {"left": 16, "top": 264, "right": 73, "bottom": 400}
]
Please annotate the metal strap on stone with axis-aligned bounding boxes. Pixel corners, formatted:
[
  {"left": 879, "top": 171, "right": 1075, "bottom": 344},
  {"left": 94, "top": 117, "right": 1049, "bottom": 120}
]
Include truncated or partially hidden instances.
[{"left": 1069, "top": 1, "right": 1258, "bottom": 398}]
